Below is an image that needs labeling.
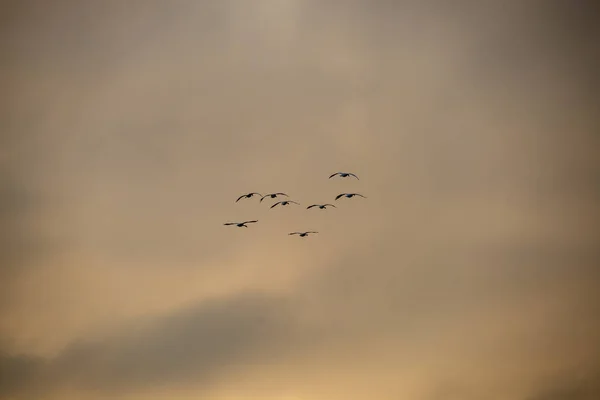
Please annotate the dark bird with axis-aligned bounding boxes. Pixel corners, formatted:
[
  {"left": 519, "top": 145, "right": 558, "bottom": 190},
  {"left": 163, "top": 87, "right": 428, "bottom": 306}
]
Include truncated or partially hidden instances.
[
  {"left": 260, "top": 192, "right": 289, "bottom": 202},
  {"left": 270, "top": 200, "right": 300, "bottom": 209},
  {"left": 329, "top": 172, "right": 359, "bottom": 180},
  {"left": 335, "top": 193, "right": 367, "bottom": 200},
  {"left": 236, "top": 192, "right": 262, "bottom": 202},
  {"left": 224, "top": 220, "right": 258, "bottom": 228},
  {"left": 307, "top": 204, "right": 336, "bottom": 210},
  {"left": 289, "top": 231, "right": 318, "bottom": 237}
]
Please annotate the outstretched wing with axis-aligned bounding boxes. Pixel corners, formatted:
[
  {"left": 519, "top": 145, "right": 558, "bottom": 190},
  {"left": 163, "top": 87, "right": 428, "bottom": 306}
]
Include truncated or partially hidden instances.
[
  {"left": 288, "top": 232, "right": 300, "bottom": 235},
  {"left": 324, "top": 204, "right": 336, "bottom": 207},
  {"left": 329, "top": 172, "right": 341, "bottom": 179},
  {"left": 243, "top": 220, "right": 258, "bottom": 224},
  {"left": 224, "top": 222, "right": 236, "bottom": 225},
  {"left": 249, "top": 192, "right": 262, "bottom": 196},
  {"left": 235, "top": 194, "right": 246, "bottom": 202},
  {"left": 270, "top": 201, "right": 282, "bottom": 209},
  {"left": 289, "top": 201, "right": 300, "bottom": 205},
  {"left": 260, "top": 194, "right": 271, "bottom": 202},
  {"left": 354, "top": 193, "right": 367, "bottom": 198},
  {"left": 276, "top": 192, "right": 288, "bottom": 196},
  {"left": 349, "top": 173, "right": 359, "bottom": 180},
  {"left": 307, "top": 231, "right": 318, "bottom": 234},
  {"left": 307, "top": 205, "right": 317, "bottom": 209},
  {"left": 335, "top": 193, "right": 346, "bottom": 200}
]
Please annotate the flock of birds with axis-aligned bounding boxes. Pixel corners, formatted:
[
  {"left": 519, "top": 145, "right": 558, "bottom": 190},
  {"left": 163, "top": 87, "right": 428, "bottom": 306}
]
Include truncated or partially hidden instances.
[{"left": 224, "top": 171, "right": 366, "bottom": 237}]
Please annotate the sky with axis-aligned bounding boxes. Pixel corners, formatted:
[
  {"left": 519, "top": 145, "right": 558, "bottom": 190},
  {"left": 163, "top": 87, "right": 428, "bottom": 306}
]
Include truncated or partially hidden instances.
[{"left": 1, "top": 0, "right": 599, "bottom": 399}]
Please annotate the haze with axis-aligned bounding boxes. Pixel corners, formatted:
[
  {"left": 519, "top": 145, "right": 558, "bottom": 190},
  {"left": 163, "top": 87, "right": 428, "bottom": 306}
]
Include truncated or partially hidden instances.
[{"left": 1, "top": 1, "right": 599, "bottom": 399}]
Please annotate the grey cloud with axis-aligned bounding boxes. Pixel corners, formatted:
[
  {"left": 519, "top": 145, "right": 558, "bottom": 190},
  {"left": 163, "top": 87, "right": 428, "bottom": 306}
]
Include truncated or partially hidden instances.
[
  {"left": 0, "top": 173, "right": 38, "bottom": 271},
  {"left": 521, "top": 363, "right": 600, "bottom": 400},
  {"left": 525, "top": 376, "right": 600, "bottom": 400},
  {"left": 0, "top": 352, "right": 47, "bottom": 398},
  {"left": 1, "top": 224, "right": 599, "bottom": 399},
  {"left": 2, "top": 0, "right": 600, "bottom": 399},
  {"left": 0, "top": 291, "right": 295, "bottom": 398},
  {"left": 423, "top": 369, "right": 600, "bottom": 400},
  {"left": 0, "top": 170, "right": 61, "bottom": 313}
]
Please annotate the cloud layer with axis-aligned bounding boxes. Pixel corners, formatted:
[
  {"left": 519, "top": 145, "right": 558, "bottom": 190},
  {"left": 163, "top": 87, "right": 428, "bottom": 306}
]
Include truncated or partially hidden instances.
[{"left": 2, "top": 1, "right": 599, "bottom": 399}]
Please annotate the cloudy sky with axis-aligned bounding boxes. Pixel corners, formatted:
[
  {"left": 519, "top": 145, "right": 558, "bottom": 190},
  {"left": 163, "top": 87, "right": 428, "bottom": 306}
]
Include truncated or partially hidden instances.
[{"left": 1, "top": 1, "right": 599, "bottom": 399}]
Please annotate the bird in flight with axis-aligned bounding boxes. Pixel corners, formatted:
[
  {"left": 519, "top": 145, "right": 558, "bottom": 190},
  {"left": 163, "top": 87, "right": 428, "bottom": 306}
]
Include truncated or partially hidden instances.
[
  {"left": 236, "top": 192, "right": 262, "bottom": 202},
  {"left": 224, "top": 220, "right": 258, "bottom": 228},
  {"left": 289, "top": 231, "right": 318, "bottom": 237},
  {"left": 260, "top": 192, "right": 289, "bottom": 202},
  {"left": 329, "top": 172, "right": 359, "bottom": 180},
  {"left": 335, "top": 193, "right": 367, "bottom": 200},
  {"left": 270, "top": 200, "right": 300, "bottom": 209},
  {"left": 307, "top": 204, "right": 336, "bottom": 210}
]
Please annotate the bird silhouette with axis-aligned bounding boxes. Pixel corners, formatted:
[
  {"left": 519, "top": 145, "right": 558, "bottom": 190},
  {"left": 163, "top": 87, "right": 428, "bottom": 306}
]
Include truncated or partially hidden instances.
[
  {"left": 236, "top": 192, "right": 262, "bottom": 202},
  {"left": 260, "top": 192, "right": 289, "bottom": 202},
  {"left": 224, "top": 220, "right": 258, "bottom": 228},
  {"left": 307, "top": 204, "right": 336, "bottom": 210},
  {"left": 270, "top": 200, "right": 300, "bottom": 209},
  {"left": 329, "top": 172, "right": 359, "bottom": 180},
  {"left": 335, "top": 193, "right": 367, "bottom": 200},
  {"left": 289, "top": 231, "right": 318, "bottom": 237}
]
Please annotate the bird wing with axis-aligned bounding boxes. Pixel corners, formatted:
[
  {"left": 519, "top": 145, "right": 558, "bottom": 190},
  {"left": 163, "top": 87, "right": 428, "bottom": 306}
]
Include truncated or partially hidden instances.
[
  {"left": 224, "top": 222, "right": 236, "bottom": 225},
  {"left": 355, "top": 193, "right": 367, "bottom": 198},
  {"left": 276, "top": 192, "right": 288, "bottom": 196},
  {"left": 307, "top": 205, "right": 317, "bottom": 209},
  {"left": 349, "top": 173, "right": 359, "bottom": 180},
  {"left": 290, "top": 201, "right": 300, "bottom": 205},
  {"left": 270, "top": 202, "right": 282, "bottom": 209},
  {"left": 329, "top": 172, "right": 341, "bottom": 179},
  {"left": 243, "top": 220, "right": 258, "bottom": 224},
  {"left": 307, "top": 231, "right": 318, "bottom": 234},
  {"left": 335, "top": 193, "right": 346, "bottom": 200},
  {"left": 289, "top": 232, "right": 300, "bottom": 235},
  {"left": 235, "top": 194, "right": 246, "bottom": 202},
  {"left": 325, "top": 204, "right": 336, "bottom": 207},
  {"left": 259, "top": 194, "right": 271, "bottom": 202},
  {"left": 249, "top": 192, "right": 262, "bottom": 196}
]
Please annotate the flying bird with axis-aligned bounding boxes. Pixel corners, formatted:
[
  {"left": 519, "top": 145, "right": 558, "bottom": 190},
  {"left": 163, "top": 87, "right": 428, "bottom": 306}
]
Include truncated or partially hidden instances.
[
  {"left": 289, "top": 231, "right": 318, "bottom": 237},
  {"left": 236, "top": 192, "right": 262, "bottom": 202},
  {"left": 260, "top": 192, "right": 289, "bottom": 202},
  {"left": 307, "top": 204, "right": 336, "bottom": 210},
  {"left": 335, "top": 193, "right": 367, "bottom": 200},
  {"left": 224, "top": 220, "right": 258, "bottom": 228},
  {"left": 270, "top": 200, "right": 300, "bottom": 209},
  {"left": 329, "top": 172, "right": 359, "bottom": 180}
]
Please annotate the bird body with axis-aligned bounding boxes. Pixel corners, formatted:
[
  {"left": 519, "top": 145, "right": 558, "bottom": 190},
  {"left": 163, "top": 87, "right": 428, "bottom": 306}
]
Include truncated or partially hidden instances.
[
  {"left": 270, "top": 200, "right": 300, "bottom": 209},
  {"left": 236, "top": 192, "right": 262, "bottom": 202},
  {"left": 289, "top": 231, "right": 318, "bottom": 237},
  {"left": 335, "top": 193, "right": 367, "bottom": 200},
  {"left": 329, "top": 172, "right": 359, "bottom": 180},
  {"left": 224, "top": 220, "right": 258, "bottom": 228},
  {"left": 307, "top": 204, "right": 336, "bottom": 210},
  {"left": 260, "top": 192, "right": 289, "bottom": 202}
]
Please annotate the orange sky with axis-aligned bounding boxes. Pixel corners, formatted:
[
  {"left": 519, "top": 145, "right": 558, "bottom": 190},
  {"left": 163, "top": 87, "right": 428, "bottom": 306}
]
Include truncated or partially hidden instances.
[{"left": 1, "top": 1, "right": 599, "bottom": 399}]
